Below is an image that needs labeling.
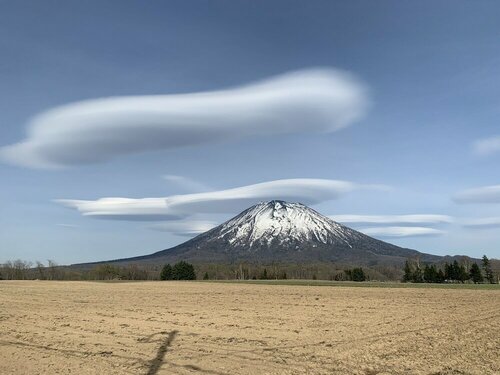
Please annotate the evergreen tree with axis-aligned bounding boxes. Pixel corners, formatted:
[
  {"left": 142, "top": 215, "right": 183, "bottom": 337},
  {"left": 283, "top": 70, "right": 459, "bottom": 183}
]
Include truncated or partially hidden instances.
[
  {"left": 455, "top": 262, "right": 469, "bottom": 283},
  {"left": 351, "top": 267, "right": 366, "bottom": 282},
  {"left": 403, "top": 260, "right": 413, "bottom": 282},
  {"left": 482, "top": 255, "right": 494, "bottom": 284},
  {"left": 469, "top": 263, "right": 483, "bottom": 284},
  {"left": 203, "top": 272, "right": 209, "bottom": 280},
  {"left": 413, "top": 264, "right": 423, "bottom": 283},
  {"left": 444, "top": 262, "right": 453, "bottom": 281},
  {"left": 160, "top": 264, "right": 173, "bottom": 280},
  {"left": 423, "top": 264, "right": 438, "bottom": 283},
  {"left": 172, "top": 261, "right": 196, "bottom": 280},
  {"left": 436, "top": 269, "right": 445, "bottom": 283},
  {"left": 458, "top": 264, "right": 470, "bottom": 284},
  {"left": 260, "top": 268, "right": 268, "bottom": 280},
  {"left": 452, "top": 260, "right": 461, "bottom": 281}
]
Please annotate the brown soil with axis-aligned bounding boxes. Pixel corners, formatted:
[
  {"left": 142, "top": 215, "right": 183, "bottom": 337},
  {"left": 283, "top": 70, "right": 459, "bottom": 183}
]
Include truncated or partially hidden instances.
[{"left": 0, "top": 281, "right": 498, "bottom": 374}]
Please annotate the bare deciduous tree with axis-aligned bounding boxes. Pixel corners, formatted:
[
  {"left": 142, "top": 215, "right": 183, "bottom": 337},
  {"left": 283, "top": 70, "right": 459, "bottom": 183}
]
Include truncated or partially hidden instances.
[
  {"left": 47, "top": 259, "right": 58, "bottom": 280},
  {"left": 35, "top": 261, "right": 46, "bottom": 280}
]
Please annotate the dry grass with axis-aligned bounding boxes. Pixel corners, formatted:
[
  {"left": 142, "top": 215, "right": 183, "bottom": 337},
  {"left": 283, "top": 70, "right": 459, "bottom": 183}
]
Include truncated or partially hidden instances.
[{"left": 0, "top": 281, "right": 499, "bottom": 374}]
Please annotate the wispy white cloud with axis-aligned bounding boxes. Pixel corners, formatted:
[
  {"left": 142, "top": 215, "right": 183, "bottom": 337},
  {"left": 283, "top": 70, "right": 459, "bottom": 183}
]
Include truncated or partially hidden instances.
[
  {"left": 56, "top": 178, "right": 382, "bottom": 221},
  {"left": 148, "top": 220, "right": 217, "bottom": 237},
  {"left": 330, "top": 214, "right": 453, "bottom": 226},
  {"left": 56, "top": 223, "right": 79, "bottom": 228},
  {"left": 0, "top": 68, "right": 369, "bottom": 168},
  {"left": 473, "top": 136, "right": 500, "bottom": 156},
  {"left": 453, "top": 185, "right": 500, "bottom": 204},
  {"left": 359, "top": 226, "right": 445, "bottom": 238},
  {"left": 163, "top": 175, "right": 211, "bottom": 193},
  {"left": 462, "top": 217, "right": 500, "bottom": 229}
]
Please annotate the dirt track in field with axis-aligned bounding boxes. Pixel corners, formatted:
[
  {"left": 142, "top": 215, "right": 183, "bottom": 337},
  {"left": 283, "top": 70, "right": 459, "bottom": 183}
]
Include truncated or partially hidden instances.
[{"left": 0, "top": 281, "right": 499, "bottom": 374}]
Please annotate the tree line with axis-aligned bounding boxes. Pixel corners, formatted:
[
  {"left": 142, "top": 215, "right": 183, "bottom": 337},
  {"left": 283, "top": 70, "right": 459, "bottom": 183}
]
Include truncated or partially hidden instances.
[
  {"left": 194, "top": 262, "right": 382, "bottom": 281},
  {"left": 0, "top": 259, "right": 61, "bottom": 280},
  {"left": 403, "top": 255, "right": 496, "bottom": 284},
  {"left": 0, "top": 260, "right": 372, "bottom": 281},
  {"left": 0, "top": 260, "right": 161, "bottom": 281},
  {"left": 1, "top": 256, "right": 498, "bottom": 283}
]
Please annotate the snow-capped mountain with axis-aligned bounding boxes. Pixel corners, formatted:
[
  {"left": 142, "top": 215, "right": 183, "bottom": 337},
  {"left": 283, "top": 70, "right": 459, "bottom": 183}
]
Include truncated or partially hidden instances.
[
  {"left": 84, "top": 200, "right": 442, "bottom": 267},
  {"left": 203, "top": 200, "right": 365, "bottom": 250}
]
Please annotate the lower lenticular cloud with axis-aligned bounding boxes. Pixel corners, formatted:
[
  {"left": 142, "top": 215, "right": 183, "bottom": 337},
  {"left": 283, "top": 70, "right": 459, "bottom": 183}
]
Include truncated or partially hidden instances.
[
  {"left": 329, "top": 214, "right": 452, "bottom": 226},
  {"left": 360, "top": 226, "right": 445, "bottom": 238},
  {"left": 0, "top": 68, "right": 369, "bottom": 168},
  {"left": 453, "top": 185, "right": 500, "bottom": 204},
  {"left": 149, "top": 220, "right": 217, "bottom": 236},
  {"left": 56, "top": 178, "right": 376, "bottom": 221},
  {"left": 57, "top": 198, "right": 185, "bottom": 221},
  {"left": 462, "top": 217, "right": 500, "bottom": 229}
]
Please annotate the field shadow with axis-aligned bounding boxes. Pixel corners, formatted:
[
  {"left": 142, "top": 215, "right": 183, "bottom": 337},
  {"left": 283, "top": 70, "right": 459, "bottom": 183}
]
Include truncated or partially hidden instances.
[
  {"left": 145, "top": 330, "right": 178, "bottom": 375},
  {"left": 143, "top": 330, "right": 228, "bottom": 375}
]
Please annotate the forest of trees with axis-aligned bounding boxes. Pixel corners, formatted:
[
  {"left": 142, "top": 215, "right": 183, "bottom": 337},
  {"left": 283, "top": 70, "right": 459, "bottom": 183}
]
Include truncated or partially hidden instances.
[
  {"left": 402, "top": 255, "right": 496, "bottom": 284},
  {"left": 0, "top": 256, "right": 498, "bottom": 283}
]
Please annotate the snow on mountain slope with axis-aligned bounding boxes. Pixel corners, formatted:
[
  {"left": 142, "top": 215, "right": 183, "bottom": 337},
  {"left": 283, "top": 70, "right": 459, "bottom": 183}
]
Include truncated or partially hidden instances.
[{"left": 202, "top": 200, "right": 367, "bottom": 250}]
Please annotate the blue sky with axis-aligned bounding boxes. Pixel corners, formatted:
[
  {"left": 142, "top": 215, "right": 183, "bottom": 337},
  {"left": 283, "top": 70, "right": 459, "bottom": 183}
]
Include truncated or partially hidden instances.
[{"left": 1, "top": 1, "right": 500, "bottom": 264}]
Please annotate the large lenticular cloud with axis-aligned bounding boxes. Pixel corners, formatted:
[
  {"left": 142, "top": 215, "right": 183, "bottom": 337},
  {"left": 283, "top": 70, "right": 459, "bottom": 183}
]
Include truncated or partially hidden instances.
[
  {"left": 164, "top": 178, "right": 358, "bottom": 214},
  {"left": 0, "top": 68, "right": 369, "bottom": 168}
]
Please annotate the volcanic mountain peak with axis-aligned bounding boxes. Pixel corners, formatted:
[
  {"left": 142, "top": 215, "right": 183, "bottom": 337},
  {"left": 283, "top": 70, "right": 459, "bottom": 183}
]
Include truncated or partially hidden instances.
[
  {"left": 74, "top": 200, "right": 445, "bottom": 268},
  {"left": 203, "top": 200, "right": 364, "bottom": 249}
]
